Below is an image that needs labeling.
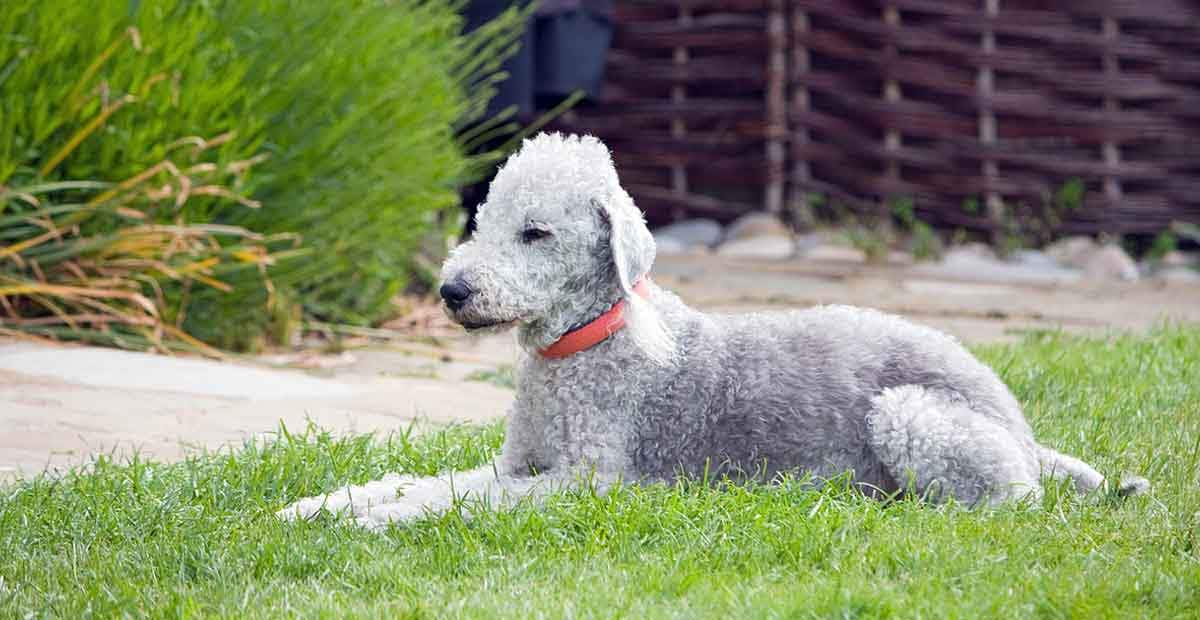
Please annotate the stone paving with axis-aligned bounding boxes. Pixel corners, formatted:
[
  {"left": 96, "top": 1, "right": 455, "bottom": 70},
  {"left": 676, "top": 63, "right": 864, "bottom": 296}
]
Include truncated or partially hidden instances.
[{"left": 0, "top": 340, "right": 514, "bottom": 479}]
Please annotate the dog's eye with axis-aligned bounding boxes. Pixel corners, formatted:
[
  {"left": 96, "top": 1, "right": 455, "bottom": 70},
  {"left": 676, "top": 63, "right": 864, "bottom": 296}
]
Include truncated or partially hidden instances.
[{"left": 521, "top": 227, "right": 552, "bottom": 244}]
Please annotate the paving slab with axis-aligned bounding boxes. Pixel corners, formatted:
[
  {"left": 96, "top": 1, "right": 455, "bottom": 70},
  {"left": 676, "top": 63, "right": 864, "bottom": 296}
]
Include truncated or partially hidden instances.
[
  {"left": 653, "top": 254, "right": 1200, "bottom": 341},
  {"left": 0, "top": 342, "right": 514, "bottom": 480},
  {"left": 0, "top": 344, "right": 359, "bottom": 400}
]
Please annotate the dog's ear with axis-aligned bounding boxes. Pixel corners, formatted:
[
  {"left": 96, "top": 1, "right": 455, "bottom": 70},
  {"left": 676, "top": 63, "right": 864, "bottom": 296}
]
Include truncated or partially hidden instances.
[
  {"left": 593, "top": 196, "right": 650, "bottom": 287},
  {"left": 593, "top": 195, "right": 675, "bottom": 365}
]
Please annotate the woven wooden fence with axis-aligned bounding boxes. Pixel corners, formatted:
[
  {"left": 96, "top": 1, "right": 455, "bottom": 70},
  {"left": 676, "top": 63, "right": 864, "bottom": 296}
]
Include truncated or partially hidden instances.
[{"left": 553, "top": 0, "right": 1200, "bottom": 236}]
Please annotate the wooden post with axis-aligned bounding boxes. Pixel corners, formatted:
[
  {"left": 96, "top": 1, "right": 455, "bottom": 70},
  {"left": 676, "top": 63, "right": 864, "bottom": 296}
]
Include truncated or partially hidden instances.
[
  {"left": 670, "top": 1, "right": 692, "bottom": 221},
  {"left": 788, "top": 4, "right": 814, "bottom": 227},
  {"left": 979, "top": 0, "right": 1003, "bottom": 243},
  {"left": 881, "top": 3, "right": 901, "bottom": 231},
  {"left": 1102, "top": 16, "right": 1123, "bottom": 220},
  {"left": 766, "top": 0, "right": 788, "bottom": 215}
]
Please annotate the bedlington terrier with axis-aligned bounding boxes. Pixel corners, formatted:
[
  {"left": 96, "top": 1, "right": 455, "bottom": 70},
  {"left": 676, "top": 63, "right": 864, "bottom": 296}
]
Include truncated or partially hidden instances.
[{"left": 280, "top": 133, "right": 1147, "bottom": 530}]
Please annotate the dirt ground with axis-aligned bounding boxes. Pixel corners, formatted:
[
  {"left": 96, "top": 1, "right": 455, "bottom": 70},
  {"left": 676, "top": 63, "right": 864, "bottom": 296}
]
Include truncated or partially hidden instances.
[{"left": 2, "top": 253, "right": 1197, "bottom": 479}]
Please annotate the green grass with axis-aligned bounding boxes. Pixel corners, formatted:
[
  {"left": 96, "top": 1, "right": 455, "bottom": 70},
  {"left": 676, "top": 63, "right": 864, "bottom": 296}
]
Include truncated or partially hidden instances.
[
  {"left": 2, "top": 327, "right": 1198, "bottom": 618},
  {"left": 465, "top": 363, "right": 516, "bottom": 389}
]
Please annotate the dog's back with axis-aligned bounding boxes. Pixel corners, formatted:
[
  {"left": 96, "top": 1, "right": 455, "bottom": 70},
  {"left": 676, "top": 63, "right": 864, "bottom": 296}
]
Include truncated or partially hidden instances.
[{"left": 614, "top": 291, "right": 1031, "bottom": 488}]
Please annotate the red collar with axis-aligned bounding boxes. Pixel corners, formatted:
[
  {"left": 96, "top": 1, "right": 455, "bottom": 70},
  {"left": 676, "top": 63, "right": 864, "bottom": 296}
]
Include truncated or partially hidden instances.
[{"left": 539, "top": 279, "right": 651, "bottom": 359}]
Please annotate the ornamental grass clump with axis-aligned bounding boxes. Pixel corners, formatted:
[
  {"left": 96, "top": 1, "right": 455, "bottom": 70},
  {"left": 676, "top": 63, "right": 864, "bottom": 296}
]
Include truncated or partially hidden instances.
[
  {"left": 1, "top": 23, "right": 297, "bottom": 353},
  {"left": 0, "top": 163, "right": 297, "bottom": 355},
  {"left": 212, "top": 0, "right": 527, "bottom": 327},
  {"left": 1, "top": 1, "right": 527, "bottom": 350}
]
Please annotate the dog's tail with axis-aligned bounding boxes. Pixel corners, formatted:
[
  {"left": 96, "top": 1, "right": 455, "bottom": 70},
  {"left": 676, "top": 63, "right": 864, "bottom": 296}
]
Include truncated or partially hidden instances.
[{"left": 1037, "top": 446, "right": 1149, "bottom": 497}]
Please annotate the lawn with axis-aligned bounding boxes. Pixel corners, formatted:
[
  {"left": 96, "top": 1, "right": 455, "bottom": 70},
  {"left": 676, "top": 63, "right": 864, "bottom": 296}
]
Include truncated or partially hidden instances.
[{"left": 1, "top": 327, "right": 1198, "bottom": 618}]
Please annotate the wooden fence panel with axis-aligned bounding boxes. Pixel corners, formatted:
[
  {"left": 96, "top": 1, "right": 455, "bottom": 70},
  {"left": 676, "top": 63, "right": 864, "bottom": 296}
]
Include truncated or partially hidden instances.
[{"left": 554, "top": 1, "right": 1200, "bottom": 234}]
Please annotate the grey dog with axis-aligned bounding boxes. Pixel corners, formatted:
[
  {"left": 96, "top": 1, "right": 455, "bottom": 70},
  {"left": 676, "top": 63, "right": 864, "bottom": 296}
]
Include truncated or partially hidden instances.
[{"left": 280, "top": 133, "right": 1147, "bottom": 530}]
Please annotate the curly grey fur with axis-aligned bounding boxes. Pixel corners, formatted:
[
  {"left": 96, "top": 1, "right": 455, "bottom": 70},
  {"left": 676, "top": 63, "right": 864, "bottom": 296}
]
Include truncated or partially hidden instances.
[{"left": 279, "top": 133, "right": 1147, "bottom": 530}]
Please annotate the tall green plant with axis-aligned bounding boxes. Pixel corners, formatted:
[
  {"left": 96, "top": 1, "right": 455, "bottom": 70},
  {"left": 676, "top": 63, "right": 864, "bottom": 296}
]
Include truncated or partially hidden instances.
[
  {"left": 1, "top": 0, "right": 528, "bottom": 349},
  {"left": 0, "top": 87, "right": 295, "bottom": 354},
  {"left": 209, "top": 1, "right": 528, "bottom": 326}
]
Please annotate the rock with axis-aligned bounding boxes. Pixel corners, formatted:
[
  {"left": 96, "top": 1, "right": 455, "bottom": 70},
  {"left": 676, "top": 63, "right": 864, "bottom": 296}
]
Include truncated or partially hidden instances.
[
  {"left": 792, "top": 231, "right": 827, "bottom": 254},
  {"left": 1083, "top": 245, "right": 1139, "bottom": 281},
  {"left": 653, "top": 235, "right": 690, "bottom": 256},
  {"left": 715, "top": 213, "right": 796, "bottom": 260},
  {"left": 801, "top": 243, "right": 868, "bottom": 263},
  {"left": 913, "top": 245, "right": 1081, "bottom": 285},
  {"left": 954, "top": 242, "right": 998, "bottom": 261},
  {"left": 1010, "top": 249, "right": 1058, "bottom": 270},
  {"left": 651, "top": 218, "right": 723, "bottom": 250},
  {"left": 1161, "top": 250, "right": 1200, "bottom": 269},
  {"left": 1045, "top": 236, "right": 1097, "bottom": 269},
  {"left": 942, "top": 246, "right": 996, "bottom": 265},
  {"left": 723, "top": 212, "right": 791, "bottom": 242},
  {"left": 1044, "top": 237, "right": 1137, "bottom": 281},
  {"left": 888, "top": 250, "right": 916, "bottom": 266},
  {"left": 1154, "top": 266, "right": 1200, "bottom": 286},
  {"left": 716, "top": 235, "right": 795, "bottom": 260}
]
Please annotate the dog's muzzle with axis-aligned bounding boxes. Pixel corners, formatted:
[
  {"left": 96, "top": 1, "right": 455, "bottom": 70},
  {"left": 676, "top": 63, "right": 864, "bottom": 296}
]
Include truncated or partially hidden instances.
[
  {"left": 439, "top": 278, "right": 474, "bottom": 312},
  {"left": 439, "top": 275, "right": 518, "bottom": 331}
]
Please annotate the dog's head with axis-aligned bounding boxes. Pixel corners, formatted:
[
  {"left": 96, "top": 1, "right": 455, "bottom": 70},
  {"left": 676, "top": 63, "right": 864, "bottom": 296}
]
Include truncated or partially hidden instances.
[{"left": 439, "top": 133, "right": 672, "bottom": 361}]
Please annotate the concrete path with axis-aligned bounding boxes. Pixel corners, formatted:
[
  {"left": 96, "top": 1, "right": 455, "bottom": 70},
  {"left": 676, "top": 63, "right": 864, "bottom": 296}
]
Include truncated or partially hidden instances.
[
  {"left": 653, "top": 254, "right": 1200, "bottom": 342},
  {"left": 2, "top": 253, "right": 1197, "bottom": 479},
  {"left": 0, "top": 339, "right": 515, "bottom": 479}
]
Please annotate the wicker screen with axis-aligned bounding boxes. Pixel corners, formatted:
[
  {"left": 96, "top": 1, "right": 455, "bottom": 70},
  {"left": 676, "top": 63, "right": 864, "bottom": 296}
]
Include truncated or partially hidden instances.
[{"left": 553, "top": 1, "right": 1200, "bottom": 235}]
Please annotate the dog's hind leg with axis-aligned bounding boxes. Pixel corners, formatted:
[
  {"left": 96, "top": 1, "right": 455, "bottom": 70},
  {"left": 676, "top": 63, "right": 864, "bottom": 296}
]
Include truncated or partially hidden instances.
[
  {"left": 277, "top": 471, "right": 438, "bottom": 522},
  {"left": 353, "top": 466, "right": 619, "bottom": 531},
  {"left": 276, "top": 465, "right": 548, "bottom": 525},
  {"left": 277, "top": 465, "right": 532, "bottom": 525},
  {"left": 866, "top": 385, "right": 1042, "bottom": 506}
]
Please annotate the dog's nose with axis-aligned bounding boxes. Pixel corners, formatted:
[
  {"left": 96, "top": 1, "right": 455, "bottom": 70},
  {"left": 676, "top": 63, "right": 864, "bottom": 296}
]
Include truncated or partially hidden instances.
[{"left": 439, "top": 279, "right": 473, "bottom": 311}]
